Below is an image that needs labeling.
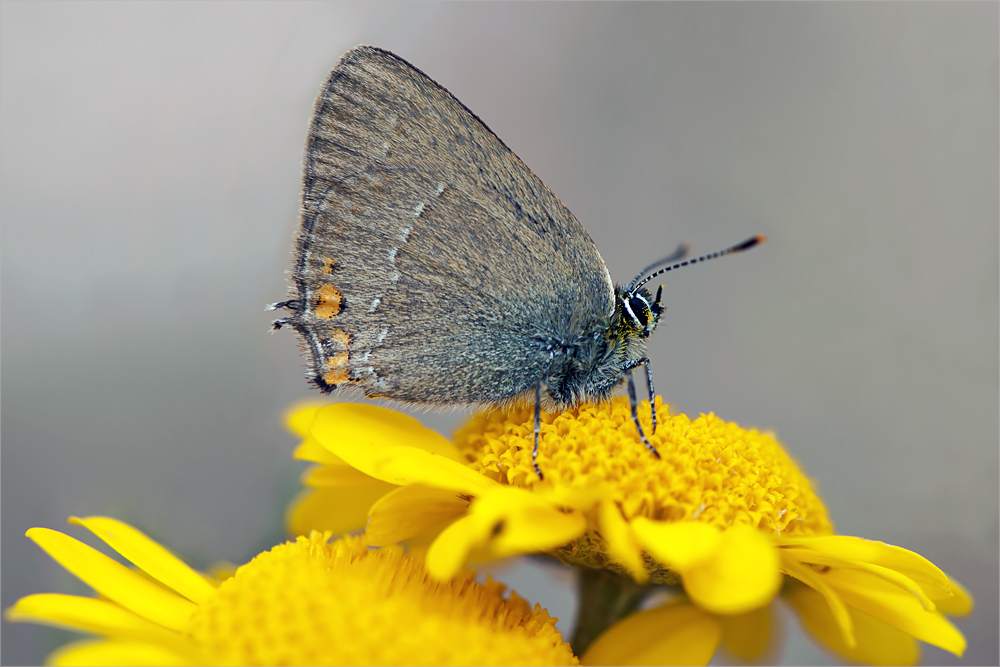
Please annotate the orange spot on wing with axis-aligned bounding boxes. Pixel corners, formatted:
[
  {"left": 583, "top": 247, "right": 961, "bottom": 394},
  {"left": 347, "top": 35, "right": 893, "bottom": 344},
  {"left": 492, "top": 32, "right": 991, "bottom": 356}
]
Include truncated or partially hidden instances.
[
  {"left": 322, "top": 349, "right": 356, "bottom": 386},
  {"left": 315, "top": 284, "right": 342, "bottom": 319},
  {"left": 321, "top": 258, "right": 335, "bottom": 275},
  {"left": 325, "top": 352, "right": 348, "bottom": 368},
  {"left": 322, "top": 368, "right": 350, "bottom": 385},
  {"left": 329, "top": 329, "right": 351, "bottom": 347}
]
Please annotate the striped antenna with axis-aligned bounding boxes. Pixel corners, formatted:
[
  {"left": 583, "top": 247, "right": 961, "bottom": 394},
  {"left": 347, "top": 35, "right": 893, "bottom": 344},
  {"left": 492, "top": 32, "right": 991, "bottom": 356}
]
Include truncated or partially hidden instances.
[
  {"left": 631, "top": 235, "right": 767, "bottom": 293},
  {"left": 627, "top": 242, "right": 691, "bottom": 291}
]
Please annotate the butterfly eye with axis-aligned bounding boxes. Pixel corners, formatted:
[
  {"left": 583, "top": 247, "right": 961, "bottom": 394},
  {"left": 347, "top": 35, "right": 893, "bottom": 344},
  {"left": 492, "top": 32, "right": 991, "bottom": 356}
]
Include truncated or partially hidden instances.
[{"left": 628, "top": 296, "right": 650, "bottom": 327}]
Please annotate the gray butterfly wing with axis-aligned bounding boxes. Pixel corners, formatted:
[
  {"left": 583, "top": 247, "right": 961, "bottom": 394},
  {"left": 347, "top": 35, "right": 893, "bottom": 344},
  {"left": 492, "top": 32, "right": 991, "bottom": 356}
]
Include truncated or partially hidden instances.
[{"left": 283, "top": 46, "right": 615, "bottom": 404}]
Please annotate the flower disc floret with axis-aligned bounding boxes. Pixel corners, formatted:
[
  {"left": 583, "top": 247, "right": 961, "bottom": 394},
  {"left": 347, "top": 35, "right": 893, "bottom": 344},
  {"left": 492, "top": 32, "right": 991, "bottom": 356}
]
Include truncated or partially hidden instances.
[
  {"left": 457, "top": 397, "right": 833, "bottom": 536},
  {"left": 7, "top": 517, "right": 577, "bottom": 666},
  {"left": 189, "top": 533, "right": 576, "bottom": 665}
]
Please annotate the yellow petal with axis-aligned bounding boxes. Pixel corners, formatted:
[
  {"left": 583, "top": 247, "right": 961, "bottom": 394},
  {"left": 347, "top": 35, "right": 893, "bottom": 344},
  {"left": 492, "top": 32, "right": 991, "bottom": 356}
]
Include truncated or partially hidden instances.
[
  {"left": 598, "top": 500, "right": 647, "bottom": 582},
  {"left": 285, "top": 483, "right": 394, "bottom": 537},
  {"left": 778, "top": 535, "right": 953, "bottom": 599},
  {"left": 682, "top": 526, "right": 782, "bottom": 615},
  {"left": 312, "top": 403, "right": 462, "bottom": 458},
  {"left": 424, "top": 488, "right": 586, "bottom": 579},
  {"left": 6, "top": 594, "right": 179, "bottom": 645},
  {"left": 535, "top": 485, "right": 607, "bottom": 512},
  {"left": 364, "top": 484, "right": 469, "bottom": 546},
  {"left": 785, "top": 580, "right": 920, "bottom": 666},
  {"left": 932, "top": 576, "right": 973, "bottom": 616},
  {"left": 781, "top": 552, "right": 856, "bottom": 647},
  {"left": 300, "top": 464, "right": 382, "bottom": 487},
  {"left": 398, "top": 519, "right": 451, "bottom": 553},
  {"left": 582, "top": 602, "right": 722, "bottom": 666},
  {"left": 426, "top": 514, "right": 482, "bottom": 579},
  {"left": 472, "top": 487, "right": 586, "bottom": 557},
  {"left": 311, "top": 404, "right": 490, "bottom": 492},
  {"left": 283, "top": 401, "right": 326, "bottom": 437},
  {"left": 781, "top": 545, "right": 936, "bottom": 610},
  {"left": 293, "top": 436, "right": 345, "bottom": 465},
  {"left": 821, "top": 567, "right": 967, "bottom": 656},
  {"left": 719, "top": 604, "right": 774, "bottom": 661},
  {"left": 47, "top": 638, "right": 194, "bottom": 666},
  {"left": 631, "top": 518, "right": 721, "bottom": 570},
  {"left": 26, "top": 528, "right": 195, "bottom": 631},
  {"left": 67, "top": 517, "right": 214, "bottom": 605}
]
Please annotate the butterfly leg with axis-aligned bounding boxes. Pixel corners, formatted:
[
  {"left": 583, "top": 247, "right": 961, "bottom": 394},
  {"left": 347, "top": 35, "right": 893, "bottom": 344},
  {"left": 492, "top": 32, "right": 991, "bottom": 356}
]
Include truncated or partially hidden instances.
[
  {"left": 532, "top": 380, "right": 544, "bottom": 480},
  {"left": 627, "top": 369, "right": 660, "bottom": 459},
  {"left": 636, "top": 357, "right": 657, "bottom": 434}
]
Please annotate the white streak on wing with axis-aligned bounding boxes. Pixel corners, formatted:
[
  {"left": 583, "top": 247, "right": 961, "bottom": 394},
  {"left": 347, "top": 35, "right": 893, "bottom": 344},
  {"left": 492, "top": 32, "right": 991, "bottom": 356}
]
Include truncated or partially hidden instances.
[
  {"left": 413, "top": 202, "right": 425, "bottom": 217},
  {"left": 369, "top": 294, "right": 382, "bottom": 312},
  {"left": 398, "top": 226, "right": 411, "bottom": 242},
  {"left": 435, "top": 182, "right": 445, "bottom": 196},
  {"left": 377, "top": 327, "right": 388, "bottom": 343},
  {"left": 387, "top": 247, "right": 400, "bottom": 284}
]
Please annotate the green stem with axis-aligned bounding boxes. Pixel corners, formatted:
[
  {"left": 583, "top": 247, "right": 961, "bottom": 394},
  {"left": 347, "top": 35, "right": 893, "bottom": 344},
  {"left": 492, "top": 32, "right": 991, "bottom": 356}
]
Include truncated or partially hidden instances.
[{"left": 570, "top": 568, "right": 651, "bottom": 658}]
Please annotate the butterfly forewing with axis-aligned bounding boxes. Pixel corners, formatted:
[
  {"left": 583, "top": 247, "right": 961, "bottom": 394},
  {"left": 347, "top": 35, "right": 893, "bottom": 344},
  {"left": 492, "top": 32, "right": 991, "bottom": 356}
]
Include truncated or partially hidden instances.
[{"left": 287, "top": 46, "right": 614, "bottom": 404}]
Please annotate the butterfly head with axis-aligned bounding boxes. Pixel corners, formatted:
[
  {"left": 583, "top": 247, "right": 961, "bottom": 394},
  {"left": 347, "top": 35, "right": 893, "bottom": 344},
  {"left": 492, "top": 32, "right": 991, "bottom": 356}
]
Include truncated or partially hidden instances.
[{"left": 614, "top": 284, "right": 664, "bottom": 340}]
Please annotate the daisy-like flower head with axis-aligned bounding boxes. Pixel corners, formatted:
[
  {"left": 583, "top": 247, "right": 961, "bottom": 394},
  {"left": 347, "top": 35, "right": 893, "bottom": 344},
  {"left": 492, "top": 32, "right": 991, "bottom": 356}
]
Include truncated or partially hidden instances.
[
  {"left": 288, "top": 397, "right": 973, "bottom": 665},
  {"left": 6, "top": 517, "right": 578, "bottom": 666}
]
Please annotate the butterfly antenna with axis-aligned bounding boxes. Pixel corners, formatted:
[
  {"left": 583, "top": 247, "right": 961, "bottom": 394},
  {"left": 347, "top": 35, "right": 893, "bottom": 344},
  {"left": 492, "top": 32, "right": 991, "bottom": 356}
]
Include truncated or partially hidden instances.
[
  {"left": 627, "top": 242, "right": 691, "bottom": 291},
  {"left": 632, "top": 235, "right": 767, "bottom": 292}
]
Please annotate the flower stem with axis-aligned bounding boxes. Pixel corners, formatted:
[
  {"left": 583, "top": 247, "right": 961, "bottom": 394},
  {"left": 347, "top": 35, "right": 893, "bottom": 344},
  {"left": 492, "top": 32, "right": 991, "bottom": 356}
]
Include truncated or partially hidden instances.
[{"left": 571, "top": 568, "right": 651, "bottom": 657}]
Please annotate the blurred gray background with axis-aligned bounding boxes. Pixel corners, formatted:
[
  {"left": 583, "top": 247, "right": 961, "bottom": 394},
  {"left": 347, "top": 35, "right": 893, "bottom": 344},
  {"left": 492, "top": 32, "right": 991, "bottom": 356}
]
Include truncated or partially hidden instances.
[{"left": 2, "top": 2, "right": 996, "bottom": 664}]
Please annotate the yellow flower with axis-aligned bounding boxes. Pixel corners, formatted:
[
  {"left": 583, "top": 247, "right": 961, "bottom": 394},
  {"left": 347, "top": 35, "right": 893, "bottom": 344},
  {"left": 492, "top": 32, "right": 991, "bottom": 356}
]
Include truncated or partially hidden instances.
[
  {"left": 287, "top": 398, "right": 972, "bottom": 665},
  {"left": 584, "top": 548, "right": 973, "bottom": 666},
  {"left": 6, "top": 516, "right": 578, "bottom": 666}
]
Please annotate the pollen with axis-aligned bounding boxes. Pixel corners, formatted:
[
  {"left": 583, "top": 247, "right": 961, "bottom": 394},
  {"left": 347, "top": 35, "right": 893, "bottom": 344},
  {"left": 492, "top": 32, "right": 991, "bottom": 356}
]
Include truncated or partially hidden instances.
[
  {"left": 315, "top": 284, "right": 342, "bottom": 319},
  {"left": 454, "top": 396, "right": 833, "bottom": 539}
]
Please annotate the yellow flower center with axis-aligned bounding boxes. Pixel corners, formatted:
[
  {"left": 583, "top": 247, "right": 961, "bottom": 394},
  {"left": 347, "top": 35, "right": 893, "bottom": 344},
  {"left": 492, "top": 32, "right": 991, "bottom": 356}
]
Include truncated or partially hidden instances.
[
  {"left": 186, "top": 533, "right": 577, "bottom": 666},
  {"left": 455, "top": 396, "right": 833, "bottom": 538}
]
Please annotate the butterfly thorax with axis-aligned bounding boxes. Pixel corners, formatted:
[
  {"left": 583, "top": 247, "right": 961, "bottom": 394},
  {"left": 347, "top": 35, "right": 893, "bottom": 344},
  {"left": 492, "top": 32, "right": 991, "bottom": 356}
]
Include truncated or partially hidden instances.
[{"left": 541, "top": 285, "right": 662, "bottom": 408}]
